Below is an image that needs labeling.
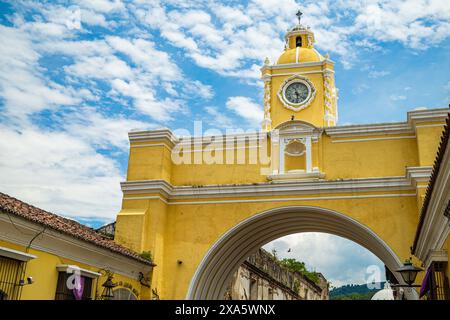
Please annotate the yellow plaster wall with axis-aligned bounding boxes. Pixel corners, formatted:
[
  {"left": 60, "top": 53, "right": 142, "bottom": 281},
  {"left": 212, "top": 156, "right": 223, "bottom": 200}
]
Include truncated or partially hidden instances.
[
  {"left": 285, "top": 153, "right": 306, "bottom": 172},
  {"left": 321, "top": 134, "right": 420, "bottom": 179},
  {"left": 118, "top": 198, "right": 168, "bottom": 295},
  {"left": 126, "top": 145, "right": 172, "bottom": 181},
  {"left": 115, "top": 208, "right": 146, "bottom": 253},
  {"left": 157, "top": 194, "right": 418, "bottom": 299},
  {"left": 416, "top": 125, "right": 446, "bottom": 166},
  {"left": 125, "top": 133, "right": 432, "bottom": 186},
  {"left": 170, "top": 140, "right": 271, "bottom": 185}
]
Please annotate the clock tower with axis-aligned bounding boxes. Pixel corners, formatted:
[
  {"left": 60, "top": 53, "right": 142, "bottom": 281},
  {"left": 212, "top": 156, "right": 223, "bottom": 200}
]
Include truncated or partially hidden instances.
[{"left": 261, "top": 10, "right": 338, "bottom": 131}]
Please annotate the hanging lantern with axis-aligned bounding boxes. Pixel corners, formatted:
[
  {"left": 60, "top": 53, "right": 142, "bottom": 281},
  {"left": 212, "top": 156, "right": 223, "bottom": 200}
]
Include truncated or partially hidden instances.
[
  {"left": 396, "top": 259, "right": 423, "bottom": 286},
  {"left": 101, "top": 275, "right": 117, "bottom": 300}
]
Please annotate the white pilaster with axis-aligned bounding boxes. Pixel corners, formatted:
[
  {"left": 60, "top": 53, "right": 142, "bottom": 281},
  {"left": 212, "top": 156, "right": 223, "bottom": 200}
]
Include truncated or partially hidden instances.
[
  {"left": 305, "top": 136, "right": 312, "bottom": 173},
  {"left": 279, "top": 138, "right": 285, "bottom": 174}
]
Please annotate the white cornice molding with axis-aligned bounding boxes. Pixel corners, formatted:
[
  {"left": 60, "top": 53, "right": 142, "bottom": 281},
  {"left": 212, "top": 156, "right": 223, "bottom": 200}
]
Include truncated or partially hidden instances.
[
  {"left": 260, "top": 60, "right": 334, "bottom": 73},
  {"left": 121, "top": 179, "right": 173, "bottom": 199},
  {"left": 266, "top": 69, "right": 332, "bottom": 78},
  {"left": 326, "top": 108, "right": 448, "bottom": 138},
  {"left": 0, "top": 215, "right": 152, "bottom": 279},
  {"left": 121, "top": 167, "right": 429, "bottom": 200},
  {"left": 406, "top": 166, "right": 433, "bottom": 185},
  {"left": 407, "top": 108, "right": 449, "bottom": 125},
  {"left": 128, "top": 109, "right": 448, "bottom": 145},
  {"left": 56, "top": 264, "right": 102, "bottom": 278},
  {"left": 0, "top": 246, "right": 37, "bottom": 262},
  {"left": 130, "top": 130, "right": 266, "bottom": 149},
  {"left": 268, "top": 171, "right": 325, "bottom": 181},
  {"left": 325, "top": 122, "right": 412, "bottom": 138},
  {"left": 275, "top": 120, "right": 323, "bottom": 139},
  {"left": 129, "top": 128, "right": 179, "bottom": 147},
  {"left": 423, "top": 250, "right": 448, "bottom": 269}
]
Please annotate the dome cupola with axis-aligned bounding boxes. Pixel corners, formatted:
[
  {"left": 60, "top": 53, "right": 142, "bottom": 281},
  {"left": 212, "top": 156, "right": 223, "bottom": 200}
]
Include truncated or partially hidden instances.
[{"left": 276, "top": 10, "right": 324, "bottom": 64}]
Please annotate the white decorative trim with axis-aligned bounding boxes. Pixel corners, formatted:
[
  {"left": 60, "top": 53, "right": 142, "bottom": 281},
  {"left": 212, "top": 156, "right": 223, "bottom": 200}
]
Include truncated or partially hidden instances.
[
  {"left": 0, "top": 246, "right": 36, "bottom": 262},
  {"left": 406, "top": 166, "right": 433, "bottom": 184},
  {"left": 124, "top": 193, "right": 416, "bottom": 205},
  {"left": 277, "top": 74, "right": 316, "bottom": 112},
  {"left": 326, "top": 108, "right": 448, "bottom": 138},
  {"left": 121, "top": 167, "right": 431, "bottom": 201},
  {"left": 305, "top": 136, "right": 312, "bottom": 171},
  {"left": 284, "top": 139, "right": 306, "bottom": 157},
  {"left": 56, "top": 264, "right": 102, "bottom": 278},
  {"left": 260, "top": 60, "right": 334, "bottom": 73},
  {"left": 332, "top": 136, "right": 416, "bottom": 143},
  {"left": 326, "top": 123, "right": 412, "bottom": 137},
  {"left": 423, "top": 250, "right": 448, "bottom": 269},
  {"left": 262, "top": 76, "right": 272, "bottom": 131},
  {"left": 129, "top": 129, "right": 178, "bottom": 147},
  {"left": 127, "top": 109, "right": 448, "bottom": 145},
  {"left": 268, "top": 171, "right": 324, "bottom": 181},
  {"left": 265, "top": 70, "right": 334, "bottom": 78},
  {"left": 415, "top": 124, "right": 446, "bottom": 128}
]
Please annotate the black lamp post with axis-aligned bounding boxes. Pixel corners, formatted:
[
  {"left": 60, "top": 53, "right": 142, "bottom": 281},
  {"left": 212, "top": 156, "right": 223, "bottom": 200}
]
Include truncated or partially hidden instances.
[
  {"left": 101, "top": 275, "right": 117, "bottom": 300},
  {"left": 395, "top": 259, "right": 423, "bottom": 287}
]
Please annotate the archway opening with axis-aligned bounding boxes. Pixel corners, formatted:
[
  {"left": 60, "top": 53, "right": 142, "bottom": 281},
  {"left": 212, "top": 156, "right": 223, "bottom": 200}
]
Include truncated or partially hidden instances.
[{"left": 187, "top": 206, "right": 417, "bottom": 300}]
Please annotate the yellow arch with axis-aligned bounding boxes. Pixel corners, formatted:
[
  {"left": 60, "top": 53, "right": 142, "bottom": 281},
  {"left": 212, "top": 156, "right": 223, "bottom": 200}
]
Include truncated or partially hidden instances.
[{"left": 187, "top": 206, "right": 418, "bottom": 300}]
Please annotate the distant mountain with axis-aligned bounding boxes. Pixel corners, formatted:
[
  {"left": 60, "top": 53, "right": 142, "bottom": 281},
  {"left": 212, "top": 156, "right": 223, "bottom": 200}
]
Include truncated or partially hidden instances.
[{"left": 330, "top": 282, "right": 386, "bottom": 300}]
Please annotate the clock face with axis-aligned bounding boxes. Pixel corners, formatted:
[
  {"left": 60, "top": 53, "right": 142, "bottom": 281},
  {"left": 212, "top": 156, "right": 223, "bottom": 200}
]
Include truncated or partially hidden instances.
[{"left": 284, "top": 82, "right": 309, "bottom": 104}]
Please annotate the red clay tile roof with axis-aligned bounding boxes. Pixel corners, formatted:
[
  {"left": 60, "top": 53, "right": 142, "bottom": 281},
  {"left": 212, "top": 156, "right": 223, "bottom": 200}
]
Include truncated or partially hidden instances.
[
  {"left": 411, "top": 108, "right": 450, "bottom": 254},
  {"left": 0, "top": 192, "right": 154, "bottom": 266}
]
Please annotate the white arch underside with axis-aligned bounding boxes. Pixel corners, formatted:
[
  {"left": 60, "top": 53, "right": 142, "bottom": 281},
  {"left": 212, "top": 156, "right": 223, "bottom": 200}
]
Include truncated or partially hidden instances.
[{"left": 186, "top": 206, "right": 418, "bottom": 300}]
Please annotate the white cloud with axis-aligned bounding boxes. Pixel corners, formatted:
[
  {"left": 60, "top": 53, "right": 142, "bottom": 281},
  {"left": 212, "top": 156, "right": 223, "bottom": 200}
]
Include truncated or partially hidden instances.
[
  {"left": 0, "top": 124, "right": 122, "bottom": 220},
  {"left": 183, "top": 80, "right": 214, "bottom": 100},
  {"left": 226, "top": 96, "right": 263, "bottom": 127},
  {"left": 205, "top": 106, "right": 234, "bottom": 129},
  {"left": 390, "top": 94, "right": 407, "bottom": 101},
  {"left": 263, "top": 232, "right": 386, "bottom": 287},
  {"left": 106, "top": 36, "right": 181, "bottom": 82},
  {"left": 130, "top": 0, "right": 450, "bottom": 76},
  {"left": 76, "top": 0, "right": 125, "bottom": 13},
  {"left": 0, "top": 25, "right": 78, "bottom": 121},
  {"left": 352, "top": 0, "right": 450, "bottom": 49},
  {"left": 110, "top": 79, "right": 182, "bottom": 121},
  {"left": 368, "top": 70, "right": 390, "bottom": 78},
  {"left": 80, "top": 9, "right": 108, "bottom": 27},
  {"left": 62, "top": 107, "right": 153, "bottom": 149},
  {"left": 65, "top": 55, "right": 134, "bottom": 80}
]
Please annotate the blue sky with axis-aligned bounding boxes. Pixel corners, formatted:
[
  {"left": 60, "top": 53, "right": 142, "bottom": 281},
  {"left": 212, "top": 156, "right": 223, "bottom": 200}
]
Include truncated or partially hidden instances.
[
  {"left": 264, "top": 233, "right": 386, "bottom": 288},
  {"left": 0, "top": 0, "right": 449, "bottom": 286}
]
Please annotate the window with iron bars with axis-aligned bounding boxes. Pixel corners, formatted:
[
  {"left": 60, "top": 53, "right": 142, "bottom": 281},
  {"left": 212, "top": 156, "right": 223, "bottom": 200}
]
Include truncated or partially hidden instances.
[
  {"left": 426, "top": 261, "right": 450, "bottom": 300},
  {"left": 0, "top": 256, "right": 25, "bottom": 300},
  {"left": 54, "top": 272, "right": 93, "bottom": 300}
]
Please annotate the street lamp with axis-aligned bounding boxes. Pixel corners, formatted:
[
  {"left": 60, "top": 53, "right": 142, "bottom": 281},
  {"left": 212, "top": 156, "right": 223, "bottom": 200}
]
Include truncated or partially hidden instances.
[
  {"left": 395, "top": 259, "right": 423, "bottom": 287},
  {"left": 101, "top": 275, "right": 117, "bottom": 300}
]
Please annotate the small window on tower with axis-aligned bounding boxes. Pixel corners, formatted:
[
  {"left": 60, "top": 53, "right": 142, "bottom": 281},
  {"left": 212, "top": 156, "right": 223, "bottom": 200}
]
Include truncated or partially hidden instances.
[{"left": 296, "top": 36, "right": 302, "bottom": 47}]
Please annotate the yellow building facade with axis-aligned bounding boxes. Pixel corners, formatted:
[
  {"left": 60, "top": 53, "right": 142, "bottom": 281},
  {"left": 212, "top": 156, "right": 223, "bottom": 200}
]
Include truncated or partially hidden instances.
[
  {"left": 0, "top": 193, "right": 153, "bottom": 300},
  {"left": 114, "top": 19, "right": 449, "bottom": 299}
]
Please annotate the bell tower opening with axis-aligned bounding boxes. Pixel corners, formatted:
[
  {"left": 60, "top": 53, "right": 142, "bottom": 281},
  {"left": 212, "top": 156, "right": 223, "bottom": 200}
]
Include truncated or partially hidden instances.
[{"left": 296, "top": 36, "right": 302, "bottom": 47}]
